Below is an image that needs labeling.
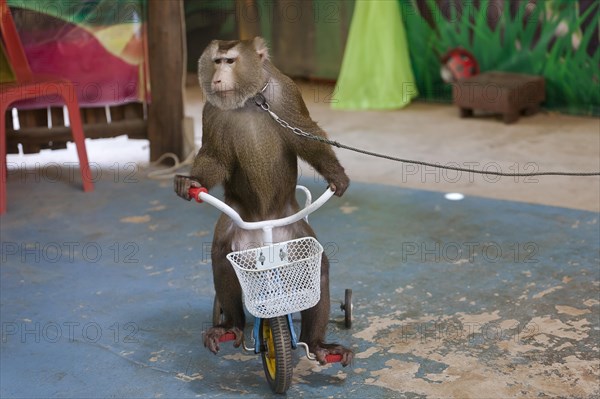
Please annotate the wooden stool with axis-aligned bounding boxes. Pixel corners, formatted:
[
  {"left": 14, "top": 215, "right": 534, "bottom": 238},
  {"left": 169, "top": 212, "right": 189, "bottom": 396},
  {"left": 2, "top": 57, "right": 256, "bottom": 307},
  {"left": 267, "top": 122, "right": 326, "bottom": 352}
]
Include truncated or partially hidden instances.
[{"left": 453, "top": 71, "right": 545, "bottom": 124}]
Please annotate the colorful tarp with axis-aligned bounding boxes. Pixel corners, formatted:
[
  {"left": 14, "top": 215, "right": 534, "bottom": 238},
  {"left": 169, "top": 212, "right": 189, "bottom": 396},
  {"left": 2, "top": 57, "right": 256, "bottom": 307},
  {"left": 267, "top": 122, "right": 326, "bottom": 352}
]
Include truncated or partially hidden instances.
[{"left": 6, "top": 0, "right": 148, "bottom": 107}]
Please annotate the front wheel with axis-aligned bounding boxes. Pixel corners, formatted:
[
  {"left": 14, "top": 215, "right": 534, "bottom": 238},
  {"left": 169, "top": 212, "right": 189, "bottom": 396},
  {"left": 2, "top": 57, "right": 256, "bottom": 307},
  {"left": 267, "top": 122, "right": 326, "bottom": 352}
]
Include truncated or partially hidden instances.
[
  {"left": 344, "top": 289, "right": 353, "bottom": 329},
  {"left": 260, "top": 317, "right": 293, "bottom": 394}
]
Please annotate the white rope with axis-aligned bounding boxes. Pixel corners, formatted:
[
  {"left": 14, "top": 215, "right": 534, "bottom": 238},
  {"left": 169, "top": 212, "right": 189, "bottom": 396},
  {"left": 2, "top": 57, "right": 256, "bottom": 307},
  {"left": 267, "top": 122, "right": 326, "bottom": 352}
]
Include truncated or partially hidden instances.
[{"left": 146, "top": 150, "right": 196, "bottom": 180}]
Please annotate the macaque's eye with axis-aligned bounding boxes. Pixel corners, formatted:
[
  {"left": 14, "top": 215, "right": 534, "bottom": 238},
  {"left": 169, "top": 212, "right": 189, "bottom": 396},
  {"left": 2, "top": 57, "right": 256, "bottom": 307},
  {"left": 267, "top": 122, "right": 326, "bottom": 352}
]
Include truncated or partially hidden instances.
[
  {"left": 226, "top": 58, "right": 236, "bottom": 64},
  {"left": 214, "top": 59, "right": 222, "bottom": 64}
]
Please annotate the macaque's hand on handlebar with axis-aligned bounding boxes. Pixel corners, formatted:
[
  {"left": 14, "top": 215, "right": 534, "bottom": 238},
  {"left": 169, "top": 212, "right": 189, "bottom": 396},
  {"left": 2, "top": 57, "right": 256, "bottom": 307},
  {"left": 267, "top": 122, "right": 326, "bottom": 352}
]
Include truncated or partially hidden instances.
[
  {"left": 329, "top": 172, "right": 349, "bottom": 197},
  {"left": 174, "top": 174, "right": 202, "bottom": 201}
]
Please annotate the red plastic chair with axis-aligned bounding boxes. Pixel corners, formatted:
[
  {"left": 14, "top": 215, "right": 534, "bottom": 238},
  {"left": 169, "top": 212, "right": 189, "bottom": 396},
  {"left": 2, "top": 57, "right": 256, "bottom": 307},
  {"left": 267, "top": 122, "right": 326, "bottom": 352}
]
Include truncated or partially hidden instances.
[{"left": 0, "top": 0, "right": 93, "bottom": 214}]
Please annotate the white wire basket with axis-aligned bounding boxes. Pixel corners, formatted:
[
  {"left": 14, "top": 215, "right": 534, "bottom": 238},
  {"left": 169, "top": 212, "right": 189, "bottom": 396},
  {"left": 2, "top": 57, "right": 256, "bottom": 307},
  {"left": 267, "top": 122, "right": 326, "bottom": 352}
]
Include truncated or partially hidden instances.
[{"left": 226, "top": 237, "right": 323, "bottom": 318}]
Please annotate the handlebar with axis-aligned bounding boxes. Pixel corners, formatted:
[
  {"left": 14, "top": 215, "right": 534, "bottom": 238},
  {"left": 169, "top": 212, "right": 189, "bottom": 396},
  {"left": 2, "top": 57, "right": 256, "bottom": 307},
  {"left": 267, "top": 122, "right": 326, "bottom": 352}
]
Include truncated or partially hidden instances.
[
  {"left": 188, "top": 185, "right": 335, "bottom": 232},
  {"left": 189, "top": 186, "right": 209, "bottom": 203}
]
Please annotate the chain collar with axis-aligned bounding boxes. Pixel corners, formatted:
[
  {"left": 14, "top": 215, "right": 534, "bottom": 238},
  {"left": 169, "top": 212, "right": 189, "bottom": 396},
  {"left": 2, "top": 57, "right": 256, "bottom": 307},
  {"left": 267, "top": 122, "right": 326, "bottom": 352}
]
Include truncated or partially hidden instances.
[{"left": 254, "top": 81, "right": 270, "bottom": 110}]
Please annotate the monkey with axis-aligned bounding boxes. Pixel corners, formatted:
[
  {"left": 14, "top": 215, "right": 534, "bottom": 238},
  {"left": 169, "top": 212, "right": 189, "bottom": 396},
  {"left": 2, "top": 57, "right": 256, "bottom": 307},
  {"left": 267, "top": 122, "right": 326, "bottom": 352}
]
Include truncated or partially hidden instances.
[{"left": 174, "top": 37, "right": 352, "bottom": 366}]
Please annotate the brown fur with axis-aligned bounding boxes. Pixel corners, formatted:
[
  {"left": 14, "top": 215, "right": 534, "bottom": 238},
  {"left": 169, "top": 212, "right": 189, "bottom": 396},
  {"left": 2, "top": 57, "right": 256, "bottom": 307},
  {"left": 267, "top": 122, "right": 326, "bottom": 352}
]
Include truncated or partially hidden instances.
[{"left": 175, "top": 38, "right": 352, "bottom": 366}]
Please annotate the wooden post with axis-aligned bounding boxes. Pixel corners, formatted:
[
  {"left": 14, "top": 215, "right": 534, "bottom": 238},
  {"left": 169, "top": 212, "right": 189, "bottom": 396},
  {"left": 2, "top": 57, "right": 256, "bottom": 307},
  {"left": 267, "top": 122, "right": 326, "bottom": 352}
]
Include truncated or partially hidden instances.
[
  {"left": 272, "top": 0, "right": 315, "bottom": 76},
  {"left": 236, "top": 0, "right": 261, "bottom": 40},
  {"left": 147, "top": 0, "right": 186, "bottom": 161}
]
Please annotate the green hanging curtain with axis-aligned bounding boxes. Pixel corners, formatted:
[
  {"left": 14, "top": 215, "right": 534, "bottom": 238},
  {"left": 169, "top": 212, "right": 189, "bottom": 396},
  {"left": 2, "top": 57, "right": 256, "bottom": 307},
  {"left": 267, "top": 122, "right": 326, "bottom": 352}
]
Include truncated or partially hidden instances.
[{"left": 332, "top": 0, "right": 417, "bottom": 110}]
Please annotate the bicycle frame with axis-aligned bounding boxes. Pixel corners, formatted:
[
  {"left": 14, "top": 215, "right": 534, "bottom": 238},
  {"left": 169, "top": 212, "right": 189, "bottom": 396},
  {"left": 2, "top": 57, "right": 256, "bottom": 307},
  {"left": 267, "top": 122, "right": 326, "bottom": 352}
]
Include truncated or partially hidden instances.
[{"left": 189, "top": 185, "right": 338, "bottom": 362}]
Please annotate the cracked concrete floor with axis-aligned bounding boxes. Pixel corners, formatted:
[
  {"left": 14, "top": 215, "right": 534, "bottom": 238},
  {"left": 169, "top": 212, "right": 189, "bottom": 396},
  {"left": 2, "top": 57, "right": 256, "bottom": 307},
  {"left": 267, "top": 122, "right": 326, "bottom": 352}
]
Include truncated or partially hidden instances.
[{"left": 1, "top": 174, "right": 598, "bottom": 398}]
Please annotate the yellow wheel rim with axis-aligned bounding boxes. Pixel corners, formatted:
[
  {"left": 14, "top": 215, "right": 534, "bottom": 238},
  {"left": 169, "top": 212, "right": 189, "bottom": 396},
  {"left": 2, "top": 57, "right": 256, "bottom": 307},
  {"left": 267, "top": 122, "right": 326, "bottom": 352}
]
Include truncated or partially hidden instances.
[{"left": 262, "top": 320, "right": 277, "bottom": 379}]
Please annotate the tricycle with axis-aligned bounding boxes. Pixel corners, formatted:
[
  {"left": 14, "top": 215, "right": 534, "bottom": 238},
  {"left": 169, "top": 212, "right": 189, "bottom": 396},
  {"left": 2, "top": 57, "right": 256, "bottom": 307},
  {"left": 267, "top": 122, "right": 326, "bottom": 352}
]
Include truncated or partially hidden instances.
[{"left": 189, "top": 185, "right": 352, "bottom": 394}]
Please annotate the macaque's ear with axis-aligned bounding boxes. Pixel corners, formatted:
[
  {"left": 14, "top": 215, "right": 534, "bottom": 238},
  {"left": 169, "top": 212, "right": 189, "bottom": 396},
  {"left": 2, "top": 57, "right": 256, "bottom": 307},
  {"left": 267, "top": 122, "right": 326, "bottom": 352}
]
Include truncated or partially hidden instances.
[{"left": 253, "top": 37, "right": 269, "bottom": 61}]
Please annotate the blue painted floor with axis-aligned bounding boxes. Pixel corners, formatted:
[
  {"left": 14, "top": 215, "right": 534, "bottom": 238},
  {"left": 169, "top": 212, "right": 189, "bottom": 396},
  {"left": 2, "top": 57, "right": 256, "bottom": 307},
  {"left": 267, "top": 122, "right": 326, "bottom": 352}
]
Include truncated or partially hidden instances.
[{"left": 1, "top": 168, "right": 599, "bottom": 398}]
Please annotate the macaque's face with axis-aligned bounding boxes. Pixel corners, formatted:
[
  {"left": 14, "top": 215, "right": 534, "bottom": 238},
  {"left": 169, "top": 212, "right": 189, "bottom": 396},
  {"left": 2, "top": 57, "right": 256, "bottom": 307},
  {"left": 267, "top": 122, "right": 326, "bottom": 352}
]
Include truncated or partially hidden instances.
[{"left": 198, "top": 38, "right": 268, "bottom": 110}]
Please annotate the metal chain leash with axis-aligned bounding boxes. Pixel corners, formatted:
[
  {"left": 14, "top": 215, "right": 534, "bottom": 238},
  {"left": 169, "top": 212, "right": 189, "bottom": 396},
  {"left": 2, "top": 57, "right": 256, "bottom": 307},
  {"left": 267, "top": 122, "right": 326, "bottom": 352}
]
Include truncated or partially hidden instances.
[
  {"left": 253, "top": 92, "right": 600, "bottom": 178},
  {"left": 255, "top": 93, "right": 314, "bottom": 140}
]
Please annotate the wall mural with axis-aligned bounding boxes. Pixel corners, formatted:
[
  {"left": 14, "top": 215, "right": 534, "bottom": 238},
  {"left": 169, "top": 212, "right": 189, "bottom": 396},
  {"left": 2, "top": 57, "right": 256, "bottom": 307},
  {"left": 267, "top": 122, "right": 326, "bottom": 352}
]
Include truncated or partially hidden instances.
[{"left": 401, "top": 0, "right": 599, "bottom": 116}]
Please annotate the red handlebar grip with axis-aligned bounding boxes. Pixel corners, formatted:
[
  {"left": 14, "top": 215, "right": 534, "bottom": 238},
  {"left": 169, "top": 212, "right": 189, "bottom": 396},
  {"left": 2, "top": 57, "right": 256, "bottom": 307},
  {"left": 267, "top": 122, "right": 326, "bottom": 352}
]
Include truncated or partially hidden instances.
[
  {"left": 188, "top": 186, "right": 208, "bottom": 203},
  {"left": 325, "top": 354, "right": 343, "bottom": 363},
  {"left": 219, "top": 332, "right": 237, "bottom": 342}
]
